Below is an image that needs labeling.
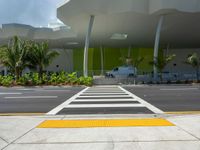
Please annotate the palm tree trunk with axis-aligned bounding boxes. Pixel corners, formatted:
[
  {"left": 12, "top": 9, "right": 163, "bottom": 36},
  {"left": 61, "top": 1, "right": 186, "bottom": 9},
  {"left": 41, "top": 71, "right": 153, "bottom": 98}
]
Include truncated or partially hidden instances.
[
  {"left": 39, "top": 66, "right": 43, "bottom": 81},
  {"left": 15, "top": 68, "right": 20, "bottom": 81}
]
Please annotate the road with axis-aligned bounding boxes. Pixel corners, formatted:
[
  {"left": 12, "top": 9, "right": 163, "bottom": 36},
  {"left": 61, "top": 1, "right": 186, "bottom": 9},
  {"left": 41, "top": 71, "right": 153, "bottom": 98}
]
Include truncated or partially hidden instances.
[
  {"left": 0, "top": 85, "right": 200, "bottom": 114},
  {"left": 0, "top": 86, "right": 84, "bottom": 113},
  {"left": 124, "top": 85, "right": 200, "bottom": 112}
]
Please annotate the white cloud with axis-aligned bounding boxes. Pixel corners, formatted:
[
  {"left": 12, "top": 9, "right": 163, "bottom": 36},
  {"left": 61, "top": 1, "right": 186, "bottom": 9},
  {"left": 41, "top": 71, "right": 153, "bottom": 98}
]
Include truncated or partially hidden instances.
[{"left": 0, "top": 0, "right": 65, "bottom": 27}]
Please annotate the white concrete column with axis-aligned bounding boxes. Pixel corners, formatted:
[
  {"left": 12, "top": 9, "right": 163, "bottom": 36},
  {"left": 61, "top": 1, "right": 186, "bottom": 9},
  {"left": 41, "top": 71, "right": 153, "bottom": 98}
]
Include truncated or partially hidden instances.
[
  {"left": 153, "top": 16, "right": 164, "bottom": 81},
  {"left": 100, "top": 46, "right": 104, "bottom": 75},
  {"left": 83, "top": 15, "right": 95, "bottom": 77}
]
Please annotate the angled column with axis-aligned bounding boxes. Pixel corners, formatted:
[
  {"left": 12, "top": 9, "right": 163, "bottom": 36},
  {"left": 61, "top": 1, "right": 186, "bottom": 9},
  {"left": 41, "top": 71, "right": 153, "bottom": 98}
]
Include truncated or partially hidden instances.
[
  {"left": 153, "top": 16, "right": 164, "bottom": 81},
  {"left": 100, "top": 46, "right": 104, "bottom": 75},
  {"left": 83, "top": 15, "right": 95, "bottom": 77}
]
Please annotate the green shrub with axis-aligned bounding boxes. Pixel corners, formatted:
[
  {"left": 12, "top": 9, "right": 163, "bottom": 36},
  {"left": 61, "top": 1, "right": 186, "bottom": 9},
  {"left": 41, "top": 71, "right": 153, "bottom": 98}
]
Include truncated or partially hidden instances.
[
  {"left": 49, "top": 73, "right": 59, "bottom": 84},
  {"left": 18, "top": 74, "right": 30, "bottom": 85},
  {"left": 31, "top": 73, "right": 41, "bottom": 85},
  {"left": 0, "top": 75, "right": 3, "bottom": 85},
  {"left": 42, "top": 73, "right": 48, "bottom": 84},
  {"left": 1, "top": 76, "right": 14, "bottom": 87},
  {"left": 17, "top": 73, "right": 43, "bottom": 86},
  {"left": 67, "top": 72, "right": 78, "bottom": 84},
  {"left": 0, "top": 72, "right": 93, "bottom": 86},
  {"left": 57, "top": 71, "right": 67, "bottom": 84},
  {"left": 78, "top": 76, "right": 93, "bottom": 86}
]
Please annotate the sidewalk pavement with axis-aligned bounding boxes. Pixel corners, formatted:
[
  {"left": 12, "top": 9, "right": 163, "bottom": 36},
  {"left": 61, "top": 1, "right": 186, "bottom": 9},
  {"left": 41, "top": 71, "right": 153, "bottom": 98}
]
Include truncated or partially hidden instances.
[{"left": 0, "top": 114, "right": 200, "bottom": 150}]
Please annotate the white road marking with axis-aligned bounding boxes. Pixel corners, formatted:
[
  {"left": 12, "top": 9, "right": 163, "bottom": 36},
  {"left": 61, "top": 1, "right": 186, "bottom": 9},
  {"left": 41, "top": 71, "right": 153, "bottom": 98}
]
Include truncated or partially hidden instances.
[
  {"left": 47, "top": 86, "right": 163, "bottom": 115},
  {"left": 0, "top": 93, "right": 22, "bottom": 95},
  {"left": 17, "top": 89, "right": 71, "bottom": 92},
  {"left": 86, "top": 88, "right": 120, "bottom": 89},
  {"left": 73, "top": 99, "right": 137, "bottom": 102},
  {"left": 4, "top": 96, "right": 58, "bottom": 99},
  {"left": 118, "top": 86, "right": 164, "bottom": 114},
  {"left": 88, "top": 89, "right": 120, "bottom": 91},
  {"left": 17, "top": 89, "right": 32, "bottom": 91},
  {"left": 66, "top": 104, "right": 145, "bottom": 108},
  {"left": 78, "top": 95, "right": 132, "bottom": 98},
  {"left": 160, "top": 88, "right": 198, "bottom": 91},
  {"left": 81, "top": 93, "right": 126, "bottom": 95},
  {"left": 47, "top": 87, "right": 89, "bottom": 115},
  {"left": 92, "top": 86, "right": 118, "bottom": 88},
  {"left": 88, "top": 88, "right": 120, "bottom": 89},
  {"left": 85, "top": 91, "right": 123, "bottom": 93},
  {"left": 38, "top": 90, "right": 71, "bottom": 92}
]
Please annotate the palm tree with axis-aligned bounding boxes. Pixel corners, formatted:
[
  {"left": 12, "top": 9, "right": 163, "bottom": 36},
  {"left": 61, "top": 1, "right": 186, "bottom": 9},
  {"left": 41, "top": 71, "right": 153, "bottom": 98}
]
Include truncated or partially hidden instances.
[
  {"left": 133, "top": 56, "right": 144, "bottom": 74},
  {"left": 28, "top": 42, "right": 59, "bottom": 80},
  {"left": 185, "top": 53, "right": 200, "bottom": 81},
  {"left": 119, "top": 56, "right": 144, "bottom": 74},
  {"left": 0, "top": 36, "right": 29, "bottom": 80},
  {"left": 150, "top": 54, "right": 176, "bottom": 81},
  {"left": 119, "top": 56, "right": 132, "bottom": 66}
]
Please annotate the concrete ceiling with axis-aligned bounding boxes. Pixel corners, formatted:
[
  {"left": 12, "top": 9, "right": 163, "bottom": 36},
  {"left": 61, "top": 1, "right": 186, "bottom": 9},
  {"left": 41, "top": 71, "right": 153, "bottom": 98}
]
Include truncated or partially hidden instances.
[{"left": 57, "top": 0, "right": 200, "bottom": 48}]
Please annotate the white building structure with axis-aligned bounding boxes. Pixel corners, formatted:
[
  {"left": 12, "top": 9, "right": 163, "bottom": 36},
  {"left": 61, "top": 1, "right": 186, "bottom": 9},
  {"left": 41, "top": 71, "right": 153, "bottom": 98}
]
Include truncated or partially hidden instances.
[{"left": 1, "top": 0, "right": 200, "bottom": 81}]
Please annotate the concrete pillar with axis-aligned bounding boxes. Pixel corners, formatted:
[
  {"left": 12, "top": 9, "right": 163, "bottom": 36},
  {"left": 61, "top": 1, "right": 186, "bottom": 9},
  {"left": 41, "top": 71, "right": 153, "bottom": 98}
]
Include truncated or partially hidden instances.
[
  {"left": 153, "top": 16, "right": 164, "bottom": 81},
  {"left": 100, "top": 46, "right": 104, "bottom": 75},
  {"left": 83, "top": 15, "right": 95, "bottom": 77}
]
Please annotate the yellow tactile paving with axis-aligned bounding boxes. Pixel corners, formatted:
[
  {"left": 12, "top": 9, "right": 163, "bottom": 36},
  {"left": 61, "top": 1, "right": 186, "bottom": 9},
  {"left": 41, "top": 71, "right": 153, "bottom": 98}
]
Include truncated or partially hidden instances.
[{"left": 37, "top": 118, "right": 175, "bottom": 128}]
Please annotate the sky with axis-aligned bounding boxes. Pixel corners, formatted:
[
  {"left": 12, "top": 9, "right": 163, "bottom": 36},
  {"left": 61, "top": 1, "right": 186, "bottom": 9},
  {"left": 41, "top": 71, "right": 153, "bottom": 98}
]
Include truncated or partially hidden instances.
[{"left": 0, "top": 0, "right": 66, "bottom": 27}]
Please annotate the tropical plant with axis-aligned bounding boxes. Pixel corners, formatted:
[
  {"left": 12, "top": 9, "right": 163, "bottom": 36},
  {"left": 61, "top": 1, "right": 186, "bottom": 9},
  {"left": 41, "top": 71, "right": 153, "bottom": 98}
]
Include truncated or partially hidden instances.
[
  {"left": 57, "top": 71, "right": 68, "bottom": 84},
  {"left": 0, "top": 75, "right": 14, "bottom": 87},
  {"left": 27, "top": 42, "right": 59, "bottom": 80},
  {"left": 119, "top": 56, "right": 132, "bottom": 66},
  {"left": 78, "top": 76, "right": 93, "bottom": 86},
  {"left": 67, "top": 72, "right": 79, "bottom": 84},
  {"left": 133, "top": 56, "right": 144, "bottom": 68},
  {"left": 150, "top": 54, "right": 176, "bottom": 81},
  {"left": 0, "top": 72, "right": 93, "bottom": 86},
  {"left": 0, "top": 36, "right": 29, "bottom": 80},
  {"left": 119, "top": 56, "right": 144, "bottom": 76},
  {"left": 49, "top": 73, "right": 59, "bottom": 84},
  {"left": 185, "top": 53, "right": 200, "bottom": 81},
  {"left": 0, "top": 75, "right": 3, "bottom": 84},
  {"left": 132, "top": 56, "right": 144, "bottom": 75}
]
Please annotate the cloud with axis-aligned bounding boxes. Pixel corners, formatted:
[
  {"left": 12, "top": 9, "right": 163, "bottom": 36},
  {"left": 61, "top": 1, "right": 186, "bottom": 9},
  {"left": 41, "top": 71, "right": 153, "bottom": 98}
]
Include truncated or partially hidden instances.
[{"left": 0, "top": 0, "right": 65, "bottom": 27}]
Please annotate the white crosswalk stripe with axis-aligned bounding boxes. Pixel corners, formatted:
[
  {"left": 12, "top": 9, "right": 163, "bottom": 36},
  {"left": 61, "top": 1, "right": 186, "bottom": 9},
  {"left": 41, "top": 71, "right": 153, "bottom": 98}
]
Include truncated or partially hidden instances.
[
  {"left": 47, "top": 86, "right": 164, "bottom": 115},
  {"left": 73, "top": 99, "right": 138, "bottom": 102},
  {"left": 66, "top": 104, "right": 145, "bottom": 108}
]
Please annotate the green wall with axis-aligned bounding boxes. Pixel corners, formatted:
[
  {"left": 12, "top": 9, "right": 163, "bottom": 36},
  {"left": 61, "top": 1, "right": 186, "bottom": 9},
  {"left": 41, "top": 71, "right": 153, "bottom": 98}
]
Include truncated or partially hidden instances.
[{"left": 73, "top": 48, "right": 155, "bottom": 76}]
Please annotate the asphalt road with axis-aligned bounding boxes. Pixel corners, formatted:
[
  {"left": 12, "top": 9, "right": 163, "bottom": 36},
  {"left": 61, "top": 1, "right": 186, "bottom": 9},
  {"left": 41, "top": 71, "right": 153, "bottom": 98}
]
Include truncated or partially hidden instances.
[
  {"left": 123, "top": 85, "right": 200, "bottom": 112},
  {"left": 0, "top": 86, "right": 84, "bottom": 113},
  {"left": 0, "top": 85, "right": 200, "bottom": 114}
]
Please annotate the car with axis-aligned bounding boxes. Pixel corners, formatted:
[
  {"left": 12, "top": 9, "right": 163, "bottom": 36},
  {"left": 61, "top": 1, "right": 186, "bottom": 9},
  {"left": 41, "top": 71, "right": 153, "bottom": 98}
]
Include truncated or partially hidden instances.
[{"left": 105, "top": 66, "right": 137, "bottom": 78}]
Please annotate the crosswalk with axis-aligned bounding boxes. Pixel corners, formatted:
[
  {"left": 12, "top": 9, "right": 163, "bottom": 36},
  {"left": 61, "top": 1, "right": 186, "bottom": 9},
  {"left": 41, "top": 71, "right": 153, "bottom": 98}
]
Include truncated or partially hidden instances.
[{"left": 47, "top": 86, "right": 163, "bottom": 115}]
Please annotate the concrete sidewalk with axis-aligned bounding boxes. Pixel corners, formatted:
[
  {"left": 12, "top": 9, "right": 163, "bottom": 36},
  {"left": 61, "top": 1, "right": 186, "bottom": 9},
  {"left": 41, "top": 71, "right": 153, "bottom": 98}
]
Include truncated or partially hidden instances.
[{"left": 0, "top": 114, "right": 200, "bottom": 150}]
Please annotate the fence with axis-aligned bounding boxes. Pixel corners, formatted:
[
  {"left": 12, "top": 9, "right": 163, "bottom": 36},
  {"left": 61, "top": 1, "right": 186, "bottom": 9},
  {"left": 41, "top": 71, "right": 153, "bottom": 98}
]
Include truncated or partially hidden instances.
[{"left": 87, "top": 70, "right": 199, "bottom": 85}]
